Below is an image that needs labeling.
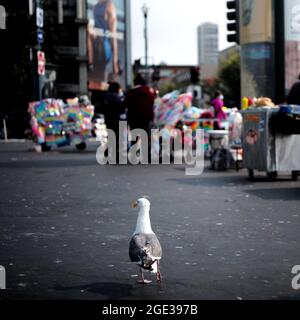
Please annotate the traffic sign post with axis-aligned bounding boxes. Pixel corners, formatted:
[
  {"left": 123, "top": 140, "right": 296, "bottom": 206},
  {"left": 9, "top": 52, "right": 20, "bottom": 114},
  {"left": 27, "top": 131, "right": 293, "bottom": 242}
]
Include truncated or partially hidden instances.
[
  {"left": 33, "top": 3, "right": 45, "bottom": 101},
  {"left": 190, "top": 67, "right": 200, "bottom": 84}
]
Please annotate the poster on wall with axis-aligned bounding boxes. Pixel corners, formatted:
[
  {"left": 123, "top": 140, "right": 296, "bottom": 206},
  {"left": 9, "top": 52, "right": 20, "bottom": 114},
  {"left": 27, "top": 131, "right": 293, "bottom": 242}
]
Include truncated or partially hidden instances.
[
  {"left": 240, "top": 0, "right": 273, "bottom": 45},
  {"left": 87, "top": 0, "right": 126, "bottom": 90},
  {"left": 284, "top": 0, "right": 300, "bottom": 93}
]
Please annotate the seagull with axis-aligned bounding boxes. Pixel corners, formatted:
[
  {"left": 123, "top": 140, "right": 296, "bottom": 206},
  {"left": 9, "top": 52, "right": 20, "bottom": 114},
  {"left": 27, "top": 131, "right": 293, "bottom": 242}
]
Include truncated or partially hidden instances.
[{"left": 129, "top": 197, "right": 162, "bottom": 284}]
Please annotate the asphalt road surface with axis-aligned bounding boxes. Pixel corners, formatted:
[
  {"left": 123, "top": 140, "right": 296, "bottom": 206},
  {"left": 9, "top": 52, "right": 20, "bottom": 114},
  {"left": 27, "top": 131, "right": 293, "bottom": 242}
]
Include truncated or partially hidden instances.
[{"left": 0, "top": 141, "right": 300, "bottom": 300}]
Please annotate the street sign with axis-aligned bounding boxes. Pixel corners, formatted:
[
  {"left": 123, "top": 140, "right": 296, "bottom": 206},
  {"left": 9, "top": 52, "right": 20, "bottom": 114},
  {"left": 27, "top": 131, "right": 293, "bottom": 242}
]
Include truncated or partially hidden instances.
[
  {"left": 37, "top": 29, "right": 44, "bottom": 44},
  {"left": 36, "top": 7, "right": 44, "bottom": 28},
  {"left": 37, "top": 50, "right": 46, "bottom": 76}
]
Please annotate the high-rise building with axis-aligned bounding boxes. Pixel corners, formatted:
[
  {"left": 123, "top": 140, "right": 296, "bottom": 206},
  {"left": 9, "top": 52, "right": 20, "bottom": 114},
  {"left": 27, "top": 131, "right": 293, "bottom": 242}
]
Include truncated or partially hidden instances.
[{"left": 197, "top": 23, "right": 219, "bottom": 80}]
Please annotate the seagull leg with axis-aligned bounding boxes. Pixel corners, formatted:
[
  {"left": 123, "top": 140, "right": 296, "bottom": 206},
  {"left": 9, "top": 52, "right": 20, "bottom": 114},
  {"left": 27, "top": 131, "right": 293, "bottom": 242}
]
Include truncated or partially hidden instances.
[
  {"left": 156, "top": 260, "right": 162, "bottom": 283},
  {"left": 136, "top": 267, "right": 152, "bottom": 284}
]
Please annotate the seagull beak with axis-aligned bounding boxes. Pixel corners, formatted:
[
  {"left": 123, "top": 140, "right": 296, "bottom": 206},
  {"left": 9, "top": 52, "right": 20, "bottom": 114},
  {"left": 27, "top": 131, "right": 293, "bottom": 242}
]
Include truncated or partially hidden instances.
[{"left": 131, "top": 201, "right": 138, "bottom": 209}]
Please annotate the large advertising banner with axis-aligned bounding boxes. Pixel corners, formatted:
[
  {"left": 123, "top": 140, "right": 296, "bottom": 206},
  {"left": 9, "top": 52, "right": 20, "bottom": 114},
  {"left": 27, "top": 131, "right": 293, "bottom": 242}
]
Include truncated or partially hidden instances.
[
  {"left": 87, "top": 0, "right": 126, "bottom": 90},
  {"left": 284, "top": 0, "right": 300, "bottom": 93},
  {"left": 240, "top": 0, "right": 273, "bottom": 44},
  {"left": 240, "top": 0, "right": 275, "bottom": 100}
]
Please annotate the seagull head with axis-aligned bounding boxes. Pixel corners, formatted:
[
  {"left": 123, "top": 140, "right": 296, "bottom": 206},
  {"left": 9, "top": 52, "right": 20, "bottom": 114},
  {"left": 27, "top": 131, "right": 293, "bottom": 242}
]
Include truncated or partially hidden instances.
[{"left": 131, "top": 197, "right": 150, "bottom": 210}]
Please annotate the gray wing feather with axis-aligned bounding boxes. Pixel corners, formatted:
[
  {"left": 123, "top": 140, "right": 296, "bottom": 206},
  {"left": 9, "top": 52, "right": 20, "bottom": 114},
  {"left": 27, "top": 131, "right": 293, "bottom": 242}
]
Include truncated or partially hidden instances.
[{"left": 129, "top": 233, "right": 162, "bottom": 269}]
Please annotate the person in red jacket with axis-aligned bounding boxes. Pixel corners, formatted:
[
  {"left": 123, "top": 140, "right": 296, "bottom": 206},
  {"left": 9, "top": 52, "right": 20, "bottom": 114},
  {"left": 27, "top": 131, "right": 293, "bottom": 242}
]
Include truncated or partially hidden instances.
[{"left": 124, "top": 74, "right": 155, "bottom": 135}]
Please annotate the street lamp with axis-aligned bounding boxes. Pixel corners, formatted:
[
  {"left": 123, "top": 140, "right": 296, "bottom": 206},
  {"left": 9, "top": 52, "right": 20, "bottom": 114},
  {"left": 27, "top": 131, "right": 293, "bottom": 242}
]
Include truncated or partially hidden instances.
[{"left": 142, "top": 3, "right": 149, "bottom": 72}]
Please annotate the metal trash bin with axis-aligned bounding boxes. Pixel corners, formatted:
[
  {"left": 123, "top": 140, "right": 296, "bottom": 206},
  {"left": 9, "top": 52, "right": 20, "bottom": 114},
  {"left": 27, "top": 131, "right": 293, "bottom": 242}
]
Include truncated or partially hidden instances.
[{"left": 242, "top": 107, "right": 300, "bottom": 180}]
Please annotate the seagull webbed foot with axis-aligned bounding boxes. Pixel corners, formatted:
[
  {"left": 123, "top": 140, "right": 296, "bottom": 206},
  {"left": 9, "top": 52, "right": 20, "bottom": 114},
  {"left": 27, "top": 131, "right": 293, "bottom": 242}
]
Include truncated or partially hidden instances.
[
  {"left": 136, "top": 279, "right": 152, "bottom": 284},
  {"left": 137, "top": 267, "right": 152, "bottom": 284}
]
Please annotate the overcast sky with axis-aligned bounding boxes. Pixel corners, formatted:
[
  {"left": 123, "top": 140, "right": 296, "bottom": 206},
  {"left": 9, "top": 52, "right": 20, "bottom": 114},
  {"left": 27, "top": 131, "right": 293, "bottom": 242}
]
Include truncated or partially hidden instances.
[{"left": 130, "top": 0, "right": 231, "bottom": 65}]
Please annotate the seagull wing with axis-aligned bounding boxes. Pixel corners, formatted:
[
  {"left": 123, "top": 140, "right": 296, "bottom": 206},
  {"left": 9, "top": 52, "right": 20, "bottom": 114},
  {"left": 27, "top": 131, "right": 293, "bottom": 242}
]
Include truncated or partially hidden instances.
[{"left": 129, "top": 233, "right": 162, "bottom": 270}]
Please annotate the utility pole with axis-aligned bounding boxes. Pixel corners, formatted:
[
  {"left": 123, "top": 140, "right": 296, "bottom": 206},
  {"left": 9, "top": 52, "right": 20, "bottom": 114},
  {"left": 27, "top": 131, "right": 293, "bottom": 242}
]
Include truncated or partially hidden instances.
[
  {"left": 29, "top": 0, "right": 45, "bottom": 101},
  {"left": 142, "top": 3, "right": 149, "bottom": 82}
]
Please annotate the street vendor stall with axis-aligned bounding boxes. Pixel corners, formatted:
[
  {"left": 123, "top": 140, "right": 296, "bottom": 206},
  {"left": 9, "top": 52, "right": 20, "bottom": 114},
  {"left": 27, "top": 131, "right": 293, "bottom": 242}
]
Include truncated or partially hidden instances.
[
  {"left": 153, "top": 91, "right": 202, "bottom": 154},
  {"left": 28, "top": 96, "right": 94, "bottom": 151},
  {"left": 242, "top": 104, "right": 300, "bottom": 180},
  {"left": 153, "top": 91, "right": 244, "bottom": 165}
]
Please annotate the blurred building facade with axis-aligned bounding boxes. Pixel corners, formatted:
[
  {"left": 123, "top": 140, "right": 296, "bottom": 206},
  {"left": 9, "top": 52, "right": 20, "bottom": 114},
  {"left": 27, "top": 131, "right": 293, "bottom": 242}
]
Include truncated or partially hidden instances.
[
  {"left": 45, "top": 0, "right": 89, "bottom": 100},
  {"left": 2, "top": 0, "right": 131, "bottom": 137}
]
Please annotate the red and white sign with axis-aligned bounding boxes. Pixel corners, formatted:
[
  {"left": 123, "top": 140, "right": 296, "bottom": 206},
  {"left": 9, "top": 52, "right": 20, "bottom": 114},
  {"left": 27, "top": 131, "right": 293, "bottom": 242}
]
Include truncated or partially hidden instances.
[{"left": 37, "top": 50, "right": 46, "bottom": 76}]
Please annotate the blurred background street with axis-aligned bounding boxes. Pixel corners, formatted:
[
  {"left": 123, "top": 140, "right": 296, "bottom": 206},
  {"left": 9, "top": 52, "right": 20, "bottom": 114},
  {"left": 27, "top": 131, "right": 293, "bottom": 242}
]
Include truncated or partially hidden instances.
[{"left": 2, "top": 0, "right": 300, "bottom": 301}]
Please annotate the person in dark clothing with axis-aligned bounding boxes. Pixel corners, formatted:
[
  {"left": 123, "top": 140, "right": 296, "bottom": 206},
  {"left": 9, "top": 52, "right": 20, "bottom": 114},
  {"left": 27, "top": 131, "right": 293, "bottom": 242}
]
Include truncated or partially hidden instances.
[
  {"left": 103, "top": 82, "right": 125, "bottom": 159},
  {"left": 286, "top": 74, "right": 300, "bottom": 105},
  {"left": 103, "top": 81, "right": 125, "bottom": 130},
  {"left": 124, "top": 74, "right": 155, "bottom": 135}
]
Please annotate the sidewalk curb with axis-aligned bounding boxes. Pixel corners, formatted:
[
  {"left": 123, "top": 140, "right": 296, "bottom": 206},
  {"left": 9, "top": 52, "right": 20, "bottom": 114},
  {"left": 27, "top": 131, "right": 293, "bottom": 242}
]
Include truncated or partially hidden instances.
[
  {"left": 0, "top": 138, "right": 99, "bottom": 143},
  {"left": 0, "top": 139, "right": 28, "bottom": 143}
]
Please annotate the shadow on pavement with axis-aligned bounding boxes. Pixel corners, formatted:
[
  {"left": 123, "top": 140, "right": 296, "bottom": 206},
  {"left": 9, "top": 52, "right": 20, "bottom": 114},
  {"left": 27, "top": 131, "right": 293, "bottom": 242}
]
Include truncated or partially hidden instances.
[
  {"left": 274, "top": 291, "right": 300, "bottom": 300},
  {"left": 53, "top": 282, "right": 134, "bottom": 300},
  {"left": 245, "top": 187, "right": 300, "bottom": 201},
  {"left": 56, "top": 149, "right": 98, "bottom": 155},
  {"left": 168, "top": 173, "right": 298, "bottom": 187},
  {"left": 0, "top": 159, "right": 98, "bottom": 169},
  {"left": 167, "top": 175, "right": 249, "bottom": 187}
]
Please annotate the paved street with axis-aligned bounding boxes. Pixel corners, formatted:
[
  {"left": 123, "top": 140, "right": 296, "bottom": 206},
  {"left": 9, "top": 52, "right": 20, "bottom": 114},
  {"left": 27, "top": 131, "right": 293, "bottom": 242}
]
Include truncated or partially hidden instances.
[{"left": 0, "top": 141, "right": 300, "bottom": 300}]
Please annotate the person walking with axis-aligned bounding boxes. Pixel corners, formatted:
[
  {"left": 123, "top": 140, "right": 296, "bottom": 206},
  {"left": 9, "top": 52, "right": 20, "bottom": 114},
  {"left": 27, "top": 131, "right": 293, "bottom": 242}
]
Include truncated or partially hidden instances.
[
  {"left": 102, "top": 82, "right": 125, "bottom": 160},
  {"left": 124, "top": 74, "right": 155, "bottom": 135}
]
